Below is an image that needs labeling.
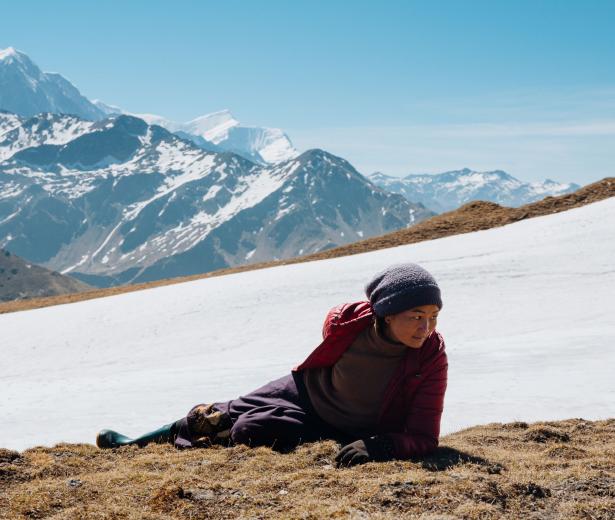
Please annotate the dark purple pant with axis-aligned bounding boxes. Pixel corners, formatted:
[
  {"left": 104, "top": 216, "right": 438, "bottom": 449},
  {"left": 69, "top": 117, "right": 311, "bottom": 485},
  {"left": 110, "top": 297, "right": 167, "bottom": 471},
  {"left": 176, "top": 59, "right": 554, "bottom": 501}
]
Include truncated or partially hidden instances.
[{"left": 174, "top": 372, "right": 351, "bottom": 451}]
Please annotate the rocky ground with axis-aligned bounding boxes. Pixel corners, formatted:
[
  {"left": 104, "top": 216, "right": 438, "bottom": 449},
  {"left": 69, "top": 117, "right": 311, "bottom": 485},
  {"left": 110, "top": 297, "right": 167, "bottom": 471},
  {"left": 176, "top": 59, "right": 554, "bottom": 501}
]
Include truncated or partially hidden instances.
[
  {"left": 1, "top": 419, "right": 613, "bottom": 519},
  {"left": 1, "top": 177, "right": 613, "bottom": 315}
]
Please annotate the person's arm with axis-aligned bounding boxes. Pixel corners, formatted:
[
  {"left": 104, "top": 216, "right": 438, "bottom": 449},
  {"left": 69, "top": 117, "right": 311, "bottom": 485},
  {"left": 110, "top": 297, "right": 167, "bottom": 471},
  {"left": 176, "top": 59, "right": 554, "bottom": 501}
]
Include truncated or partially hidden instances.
[
  {"left": 336, "top": 350, "right": 448, "bottom": 466},
  {"left": 387, "top": 352, "right": 448, "bottom": 458}
]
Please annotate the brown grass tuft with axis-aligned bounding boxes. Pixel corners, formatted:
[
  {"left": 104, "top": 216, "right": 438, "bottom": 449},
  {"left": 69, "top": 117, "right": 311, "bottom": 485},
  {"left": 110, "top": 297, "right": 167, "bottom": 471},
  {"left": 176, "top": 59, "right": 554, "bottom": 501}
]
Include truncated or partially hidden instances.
[
  {"left": 544, "top": 445, "right": 589, "bottom": 460},
  {"left": 1, "top": 418, "right": 614, "bottom": 519},
  {"left": 523, "top": 426, "right": 571, "bottom": 444}
]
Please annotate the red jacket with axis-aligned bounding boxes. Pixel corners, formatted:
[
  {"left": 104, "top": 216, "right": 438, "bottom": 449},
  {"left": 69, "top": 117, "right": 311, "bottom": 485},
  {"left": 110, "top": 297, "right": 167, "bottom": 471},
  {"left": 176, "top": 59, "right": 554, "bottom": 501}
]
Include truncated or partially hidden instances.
[{"left": 293, "top": 301, "right": 448, "bottom": 459}]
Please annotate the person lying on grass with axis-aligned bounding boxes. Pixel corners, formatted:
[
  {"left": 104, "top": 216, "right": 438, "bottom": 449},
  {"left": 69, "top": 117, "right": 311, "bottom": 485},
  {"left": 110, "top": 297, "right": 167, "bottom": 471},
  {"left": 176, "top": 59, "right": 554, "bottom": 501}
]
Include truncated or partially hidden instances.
[{"left": 97, "top": 262, "right": 448, "bottom": 467}]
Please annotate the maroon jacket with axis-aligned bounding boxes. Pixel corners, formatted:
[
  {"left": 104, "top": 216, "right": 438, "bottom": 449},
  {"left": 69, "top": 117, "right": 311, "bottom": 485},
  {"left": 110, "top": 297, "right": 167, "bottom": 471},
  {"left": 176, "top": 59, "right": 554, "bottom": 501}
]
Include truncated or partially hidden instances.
[{"left": 293, "top": 301, "right": 448, "bottom": 459}]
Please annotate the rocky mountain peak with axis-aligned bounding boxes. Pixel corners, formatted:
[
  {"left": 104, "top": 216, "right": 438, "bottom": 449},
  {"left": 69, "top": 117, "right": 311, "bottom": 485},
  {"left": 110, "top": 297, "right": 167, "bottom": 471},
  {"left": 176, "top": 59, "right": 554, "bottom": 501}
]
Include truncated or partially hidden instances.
[
  {"left": 0, "top": 46, "right": 41, "bottom": 78},
  {"left": 0, "top": 48, "right": 104, "bottom": 120},
  {"left": 296, "top": 148, "right": 348, "bottom": 166},
  {"left": 0, "top": 47, "right": 30, "bottom": 64}
]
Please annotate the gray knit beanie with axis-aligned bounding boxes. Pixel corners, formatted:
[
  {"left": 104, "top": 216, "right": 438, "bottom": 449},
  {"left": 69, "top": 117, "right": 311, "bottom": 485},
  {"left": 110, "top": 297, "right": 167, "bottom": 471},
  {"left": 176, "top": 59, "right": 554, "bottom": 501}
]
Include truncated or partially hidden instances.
[{"left": 365, "top": 263, "right": 442, "bottom": 317}]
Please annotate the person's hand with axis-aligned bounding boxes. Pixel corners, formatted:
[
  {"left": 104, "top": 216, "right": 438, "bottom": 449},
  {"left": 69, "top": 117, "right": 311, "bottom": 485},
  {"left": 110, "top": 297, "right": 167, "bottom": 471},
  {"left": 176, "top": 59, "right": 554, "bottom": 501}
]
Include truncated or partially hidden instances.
[
  {"left": 335, "top": 436, "right": 396, "bottom": 467},
  {"left": 335, "top": 439, "right": 370, "bottom": 467}
]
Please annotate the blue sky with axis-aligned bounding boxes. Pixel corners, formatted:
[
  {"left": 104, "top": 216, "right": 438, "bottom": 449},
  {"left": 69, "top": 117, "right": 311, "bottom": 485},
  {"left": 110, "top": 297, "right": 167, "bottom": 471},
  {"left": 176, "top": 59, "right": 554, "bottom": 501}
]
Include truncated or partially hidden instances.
[{"left": 1, "top": 0, "right": 614, "bottom": 183}]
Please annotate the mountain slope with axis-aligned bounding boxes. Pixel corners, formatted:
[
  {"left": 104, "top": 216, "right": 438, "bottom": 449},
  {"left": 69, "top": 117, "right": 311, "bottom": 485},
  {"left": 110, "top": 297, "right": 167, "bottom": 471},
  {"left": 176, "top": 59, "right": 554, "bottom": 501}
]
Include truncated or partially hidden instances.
[
  {"left": 0, "top": 248, "right": 91, "bottom": 301},
  {"left": 130, "top": 148, "right": 432, "bottom": 284},
  {"left": 370, "top": 168, "right": 580, "bottom": 212},
  {"left": 0, "top": 47, "right": 104, "bottom": 120}
]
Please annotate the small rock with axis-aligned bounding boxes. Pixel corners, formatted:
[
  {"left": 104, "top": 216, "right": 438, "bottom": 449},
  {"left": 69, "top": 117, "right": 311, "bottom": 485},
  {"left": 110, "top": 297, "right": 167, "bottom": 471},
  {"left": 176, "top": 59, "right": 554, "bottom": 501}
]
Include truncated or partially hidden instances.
[
  {"left": 513, "top": 482, "right": 551, "bottom": 499},
  {"left": 278, "top": 489, "right": 289, "bottom": 495},
  {"left": 486, "top": 463, "right": 504, "bottom": 474},
  {"left": 187, "top": 489, "right": 216, "bottom": 501}
]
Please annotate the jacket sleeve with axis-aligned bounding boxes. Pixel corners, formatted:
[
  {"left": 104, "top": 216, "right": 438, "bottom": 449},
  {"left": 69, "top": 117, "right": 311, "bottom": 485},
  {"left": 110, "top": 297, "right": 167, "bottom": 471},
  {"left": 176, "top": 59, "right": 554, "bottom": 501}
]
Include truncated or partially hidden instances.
[
  {"left": 387, "top": 350, "right": 448, "bottom": 459},
  {"left": 321, "top": 304, "right": 344, "bottom": 339},
  {"left": 321, "top": 301, "right": 374, "bottom": 339}
]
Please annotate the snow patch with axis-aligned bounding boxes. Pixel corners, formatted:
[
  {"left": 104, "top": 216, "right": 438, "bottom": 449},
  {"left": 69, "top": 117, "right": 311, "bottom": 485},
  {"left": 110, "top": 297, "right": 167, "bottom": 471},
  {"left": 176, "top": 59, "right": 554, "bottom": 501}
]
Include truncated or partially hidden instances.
[
  {"left": 203, "top": 185, "right": 222, "bottom": 201},
  {"left": 60, "top": 254, "right": 89, "bottom": 274}
]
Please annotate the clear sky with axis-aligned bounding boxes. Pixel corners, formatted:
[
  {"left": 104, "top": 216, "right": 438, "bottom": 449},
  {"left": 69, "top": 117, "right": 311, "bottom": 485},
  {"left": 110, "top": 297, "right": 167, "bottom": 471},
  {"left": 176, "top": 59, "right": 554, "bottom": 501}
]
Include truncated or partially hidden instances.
[{"left": 1, "top": 0, "right": 614, "bottom": 183}]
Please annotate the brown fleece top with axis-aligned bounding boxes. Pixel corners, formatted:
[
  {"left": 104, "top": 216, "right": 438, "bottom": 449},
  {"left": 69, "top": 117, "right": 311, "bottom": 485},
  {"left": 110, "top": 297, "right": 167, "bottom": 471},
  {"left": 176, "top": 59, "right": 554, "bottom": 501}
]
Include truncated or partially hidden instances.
[{"left": 302, "top": 319, "right": 408, "bottom": 436}]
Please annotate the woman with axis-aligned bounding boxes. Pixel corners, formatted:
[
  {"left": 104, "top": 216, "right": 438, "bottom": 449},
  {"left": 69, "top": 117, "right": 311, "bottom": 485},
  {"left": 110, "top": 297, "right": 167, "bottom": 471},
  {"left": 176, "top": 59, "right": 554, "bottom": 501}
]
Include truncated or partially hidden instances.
[{"left": 96, "top": 263, "right": 448, "bottom": 466}]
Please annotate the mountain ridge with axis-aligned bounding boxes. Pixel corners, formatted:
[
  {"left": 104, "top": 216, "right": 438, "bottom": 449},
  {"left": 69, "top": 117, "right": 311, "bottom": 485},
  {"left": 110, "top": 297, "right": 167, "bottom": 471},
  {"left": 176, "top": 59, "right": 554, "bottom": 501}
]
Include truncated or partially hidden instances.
[{"left": 369, "top": 169, "right": 580, "bottom": 212}]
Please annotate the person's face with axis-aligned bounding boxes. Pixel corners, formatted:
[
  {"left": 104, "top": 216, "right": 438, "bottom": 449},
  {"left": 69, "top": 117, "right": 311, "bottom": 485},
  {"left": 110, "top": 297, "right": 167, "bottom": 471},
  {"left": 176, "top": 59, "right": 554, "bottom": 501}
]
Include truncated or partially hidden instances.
[{"left": 384, "top": 304, "right": 440, "bottom": 349}]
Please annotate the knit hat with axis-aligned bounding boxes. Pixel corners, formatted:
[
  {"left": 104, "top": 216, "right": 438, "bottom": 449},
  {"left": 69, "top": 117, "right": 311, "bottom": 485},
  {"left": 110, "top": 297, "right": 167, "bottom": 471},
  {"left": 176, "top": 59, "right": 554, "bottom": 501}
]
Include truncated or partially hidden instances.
[{"left": 365, "top": 263, "right": 442, "bottom": 317}]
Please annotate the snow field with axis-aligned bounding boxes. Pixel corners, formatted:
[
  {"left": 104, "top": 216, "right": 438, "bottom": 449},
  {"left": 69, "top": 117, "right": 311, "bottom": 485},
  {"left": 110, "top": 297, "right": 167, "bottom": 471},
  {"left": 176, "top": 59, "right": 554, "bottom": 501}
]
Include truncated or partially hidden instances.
[{"left": 1, "top": 198, "right": 614, "bottom": 450}]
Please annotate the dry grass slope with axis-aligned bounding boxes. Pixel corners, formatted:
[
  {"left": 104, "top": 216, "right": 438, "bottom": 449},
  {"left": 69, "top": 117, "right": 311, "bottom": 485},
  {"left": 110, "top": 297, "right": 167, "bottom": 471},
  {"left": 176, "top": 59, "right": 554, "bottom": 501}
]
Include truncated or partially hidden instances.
[
  {"left": 1, "top": 419, "right": 613, "bottom": 519},
  {"left": 1, "top": 177, "right": 613, "bottom": 316}
]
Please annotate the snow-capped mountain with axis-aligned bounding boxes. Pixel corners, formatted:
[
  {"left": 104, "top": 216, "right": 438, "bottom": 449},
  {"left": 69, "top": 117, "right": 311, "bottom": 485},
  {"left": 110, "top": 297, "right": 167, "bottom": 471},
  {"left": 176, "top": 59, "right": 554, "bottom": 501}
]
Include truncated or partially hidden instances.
[
  {"left": 91, "top": 99, "right": 122, "bottom": 116},
  {"left": 136, "top": 109, "right": 298, "bottom": 164},
  {"left": 0, "top": 47, "right": 104, "bottom": 121},
  {"left": 0, "top": 47, "right": 297, "bottom": 164},
  {"left": 0, "top": 112, "right": 432, "bottom": 287},
  {"left": 369, "top": 168, "right": 580, "bottom": 213}
]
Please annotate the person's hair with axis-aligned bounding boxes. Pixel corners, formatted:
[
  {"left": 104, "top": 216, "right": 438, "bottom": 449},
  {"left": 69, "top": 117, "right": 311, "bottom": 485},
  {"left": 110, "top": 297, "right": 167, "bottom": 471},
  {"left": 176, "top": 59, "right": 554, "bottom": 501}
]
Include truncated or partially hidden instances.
[
  {"left": 376, "top": 316, "right": 387, "bottom": 333},
  {"left": 377, "top": 315, "right": 399, "bottom": 343}
]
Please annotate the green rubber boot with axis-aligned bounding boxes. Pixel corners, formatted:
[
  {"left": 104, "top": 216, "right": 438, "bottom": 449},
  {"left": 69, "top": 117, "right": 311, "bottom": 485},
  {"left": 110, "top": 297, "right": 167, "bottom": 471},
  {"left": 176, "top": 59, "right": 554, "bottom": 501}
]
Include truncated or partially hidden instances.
[{"left": 96, "top": 422, "right": 176, "bottom": 449}]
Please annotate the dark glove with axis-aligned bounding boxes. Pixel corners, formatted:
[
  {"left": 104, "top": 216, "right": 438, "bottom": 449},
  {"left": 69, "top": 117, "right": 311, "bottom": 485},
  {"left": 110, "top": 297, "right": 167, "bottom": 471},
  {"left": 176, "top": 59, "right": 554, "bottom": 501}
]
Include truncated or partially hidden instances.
[{"left": 335, "top": 436, "right": 395, "bottom": 467}]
